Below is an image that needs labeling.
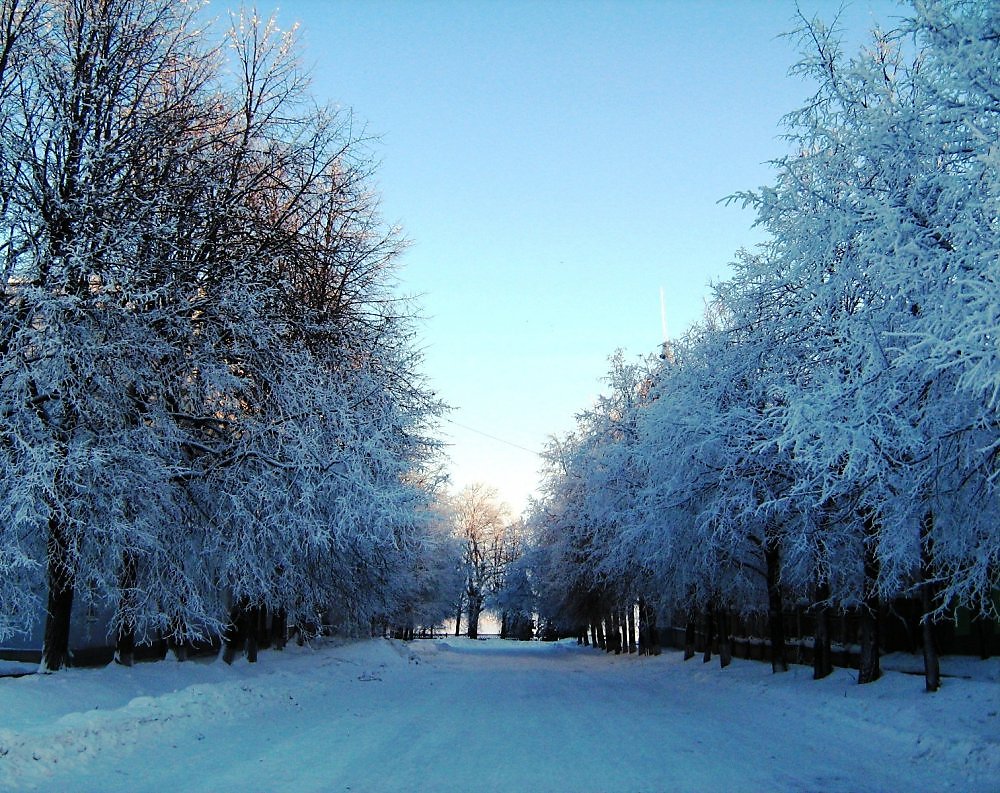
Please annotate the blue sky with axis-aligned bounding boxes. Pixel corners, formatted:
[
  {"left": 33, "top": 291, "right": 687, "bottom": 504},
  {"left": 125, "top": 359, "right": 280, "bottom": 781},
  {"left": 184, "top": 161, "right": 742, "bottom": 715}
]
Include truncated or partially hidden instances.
[{"left": 241, "top": 0, "right": 903, "bottom": 512}]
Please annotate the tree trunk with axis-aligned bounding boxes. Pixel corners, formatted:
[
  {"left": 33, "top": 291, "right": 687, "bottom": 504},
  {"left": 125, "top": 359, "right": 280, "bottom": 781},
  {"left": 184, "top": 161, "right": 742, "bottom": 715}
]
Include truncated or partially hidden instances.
[
  {"left": 857, "top": 604, "right": 881, "bottom": 684},
  {"left": 466, "top": 593, "right": 481, "bottom": 639},
  {"left": 167, "top": 637, "right": 187, "bottom": 663},
  {"left": 646, "top": 604, "right": 660, "bottom": 656},
  {"left": 717, "top": 608, "right": 732, "bottom": 669},
  {"left": 245, "top": 605, "right": 260, "bottom": 663},
  {"left": 812, "top": 578, "right": 833, "bottom": 680},
  {"left": 596, "top": 619, "right": 606, "bottom": 651},
  {"left": 223, "top": 599, "right": 249, "bottom": 665},
  {"left": 272, "top": 608, "right": 287, "bottom": 650},
  {"left": 920, "top": 611, "right": 940, "bottom": 693},
  {"left": 702, "top": 607, "right": 714, "bottom": 664},
  {"left": 611, "top": 611, "right": 622, "bottom": 654},
  {"left": 684, "top": 617, "right": 696, "bottom": 661},
  {"left": 626, "top": 605, "right": 636, "bottom": 654},
  {"left": 454, "top": 599, "right": 462, "bottom": 637},
  {"left": 41, "top": 515, "right": 75, "bottom": 673},
  {"left": 974, "top": 617, "right": 991, "bottom": 660},
  {"left": 257, "top": 606, "right": 271, "bottom": 651},
  {"left": 167, "top": 616, "right": 189, "bottom": 661},
  {"left": 637, "top": 597, "right": 649, "bottom": 655},
  {"left": 857, "top": 518, "right": 882, "bottom": 684},
  {"left": 115, "top": 623, "right": 136, "bottom": 668},
  {"left": 920, "top": 511, "right": 940, "bottom": 693},
  {"left": 589, "top": 621, "right": 598, "bottom": 648},
  {"left": 114, "top": 549, "right": 139, "bottom": 667},
  {"left": 765, "top": 541, "right": 788, "bottom": 674}
]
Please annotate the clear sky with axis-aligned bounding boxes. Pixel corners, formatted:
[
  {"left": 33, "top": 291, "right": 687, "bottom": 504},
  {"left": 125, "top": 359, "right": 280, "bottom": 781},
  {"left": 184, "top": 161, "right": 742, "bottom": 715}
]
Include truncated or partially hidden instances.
[{"left": 229, "top": 0, "right": 904, "bottom": 513}]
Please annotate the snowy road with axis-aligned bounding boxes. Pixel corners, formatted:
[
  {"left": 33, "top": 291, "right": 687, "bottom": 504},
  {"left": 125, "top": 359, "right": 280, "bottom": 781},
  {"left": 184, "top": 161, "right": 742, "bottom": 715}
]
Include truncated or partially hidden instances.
[{"left": 1, "top": 638, "right": 997, "bottom": 792}]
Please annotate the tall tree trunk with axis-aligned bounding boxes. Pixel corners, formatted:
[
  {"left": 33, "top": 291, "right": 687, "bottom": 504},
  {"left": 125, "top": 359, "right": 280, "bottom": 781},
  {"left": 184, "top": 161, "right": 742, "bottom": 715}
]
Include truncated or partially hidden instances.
[
  {"left": 467, "top": 593, "right": 481, "bottom": 639},
  {"left": 115, "top": 621, "right": 136, "bottom": 668},
  {"left": 167, "top": 615, "right": 190, "bottom": 661},
  {"left": 857, "top": 604, "right": 881, "bottom": 684},
  {"left": 812, "top": 577, "right": 833, "bottom": 680},
  {"left": 702, "top": 607, "right": 714, "bottom": 664},
  {"left": 245, "top": 605, "right": 259, "bottom": 663},
  {"left": 920, "top": 510, "right": 940, "bottom": 693},
  {"left": 589, "top": 621, "right": 598, "bottom": 648},
  {"left": 223, "top": 599, "right": 249, "bottom": 665},
  {"left": 272, "top": 607, "right": 287, "bottom": 650},
  {"left": 857, "top": 520, "right": 882, "bottom": 684},
  {"left": 611, "top": 611, "right": 622, "bottom": 654},
  {"left": 41, "top": 514, "right": 75, "bottom": 673},
  {"left": 637, "top": 597, "right": 649, "bottom": 655},
  {"left": 114, "top": 549, "right": 139, "bottom": 667},
  {"left": 596, "top": 619, "right": 606, "bottom": 651},
  {"left": 717, "top": 607, "right": 732, "bottom": 669},
  {"left": 920, "top": 609, "right": 939, "bottom": 693},
  {"left": 646, "top": 604, "right": 661, "bottom": 656},
  {"left": 765, "top": 540, "right": 788, "bottom": 674},
  {"left": 974, "top": 617, "right": 991, "bottom": 660},
  {"left": 454, "top": 597, "right": 463, "bottom": 637},
  {"left": 684, "top": 616, "right": 696, "bottom": 661},
  {"left": 257, "top": 606, "right": 271, "bottom": 651},
  {"left": 626, "top": 604, "right": 636, "bottom": 654}
]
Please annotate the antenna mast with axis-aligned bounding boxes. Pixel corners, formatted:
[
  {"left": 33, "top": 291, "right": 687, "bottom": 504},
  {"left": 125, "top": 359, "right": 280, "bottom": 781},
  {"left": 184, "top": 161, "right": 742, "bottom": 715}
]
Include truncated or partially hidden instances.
[
  {"left": 659, "top": 287, "right": 675, "bottom": 363},
  {"left": 659, "top": 287, "right": 669, "bottom": 344}
]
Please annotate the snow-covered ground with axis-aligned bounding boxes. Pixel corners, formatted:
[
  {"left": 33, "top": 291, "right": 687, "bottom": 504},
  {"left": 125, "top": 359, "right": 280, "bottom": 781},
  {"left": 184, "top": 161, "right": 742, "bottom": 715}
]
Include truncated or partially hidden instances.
[{"left": 1, "top": 638, "right": 997, "bottom": 792}]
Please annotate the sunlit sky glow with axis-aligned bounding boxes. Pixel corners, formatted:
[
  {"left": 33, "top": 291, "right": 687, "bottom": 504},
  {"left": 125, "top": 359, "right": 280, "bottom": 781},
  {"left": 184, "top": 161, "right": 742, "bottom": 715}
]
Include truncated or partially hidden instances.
[{"left": 227, "top": 0, "right": 903, "bottom": 513}]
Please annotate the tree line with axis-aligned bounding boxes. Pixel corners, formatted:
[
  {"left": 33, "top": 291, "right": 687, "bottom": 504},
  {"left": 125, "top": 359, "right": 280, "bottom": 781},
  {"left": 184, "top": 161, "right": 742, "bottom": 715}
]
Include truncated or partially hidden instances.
[
  {"left": 0, "top": 0, "right": 461, "bottom": 670},
  {"left": 522, "top": 0, "right": 999, "bottom": 692}
]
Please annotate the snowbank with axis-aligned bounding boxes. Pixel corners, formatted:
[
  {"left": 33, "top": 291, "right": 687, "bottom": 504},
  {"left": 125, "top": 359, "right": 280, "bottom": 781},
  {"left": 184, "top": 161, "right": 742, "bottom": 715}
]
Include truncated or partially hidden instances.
[{"left": 0, "top": 639, "right": 996, "bottom": 792}]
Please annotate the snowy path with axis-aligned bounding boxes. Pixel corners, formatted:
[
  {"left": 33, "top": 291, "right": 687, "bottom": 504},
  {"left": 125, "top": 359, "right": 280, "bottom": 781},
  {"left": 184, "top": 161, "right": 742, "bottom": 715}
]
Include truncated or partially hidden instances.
[{"left": 1, "top": 638, "right": 997, "bottom": 792}]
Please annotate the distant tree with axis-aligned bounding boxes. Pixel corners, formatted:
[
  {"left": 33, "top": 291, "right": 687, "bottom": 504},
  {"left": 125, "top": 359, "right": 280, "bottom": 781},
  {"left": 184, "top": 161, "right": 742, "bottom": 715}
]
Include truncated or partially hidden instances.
[
  {"left": 526, "top": 353, "right": 657, "bottom": 650},
  {"left": 452, "top": 483, "right": 511, "bottom": 639},
  {"left": 489, "top": 518, "right": 533, "bottom": 639},
  {"left": 384, "top": 490, "right": 464, "bottom": 639}
]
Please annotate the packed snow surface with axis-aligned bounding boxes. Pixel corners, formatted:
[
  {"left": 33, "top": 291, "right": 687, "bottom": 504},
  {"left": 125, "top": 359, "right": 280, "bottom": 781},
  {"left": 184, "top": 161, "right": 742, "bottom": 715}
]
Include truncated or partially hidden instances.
[{"left": 1, "top": 638, "right": 997, "bottom": 792}]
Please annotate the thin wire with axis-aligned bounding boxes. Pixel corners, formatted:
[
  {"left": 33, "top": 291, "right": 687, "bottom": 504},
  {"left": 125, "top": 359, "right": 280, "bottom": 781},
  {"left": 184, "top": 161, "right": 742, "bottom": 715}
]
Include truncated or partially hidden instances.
[{"left": 442, "top": 416, "right": 544, "bottom": 457}]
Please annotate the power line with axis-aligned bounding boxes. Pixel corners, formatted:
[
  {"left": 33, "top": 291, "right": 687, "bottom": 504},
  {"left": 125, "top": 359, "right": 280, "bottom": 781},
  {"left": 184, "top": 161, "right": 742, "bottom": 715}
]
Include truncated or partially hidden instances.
[{"left": 441, "top": 416, "right": 544, "bottom": 457}]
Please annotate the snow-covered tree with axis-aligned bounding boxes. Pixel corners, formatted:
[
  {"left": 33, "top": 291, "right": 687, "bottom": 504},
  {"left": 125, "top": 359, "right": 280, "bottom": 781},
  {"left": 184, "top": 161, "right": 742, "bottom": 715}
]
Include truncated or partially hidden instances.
[
  {"left": 529, "top": 1, "right": 998, "bottom": 690},
  {"left": 730, "top": 2, "right": 999, "bottom": 686},
  {"left": 451, "top": 483, "right": 513, "bottom": 638},
  {"left": 0, "top": 0, "right": 445, "bottom": 670},
  {"left": 527, "top": 352, "right": 657, "bottom": 651}
]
